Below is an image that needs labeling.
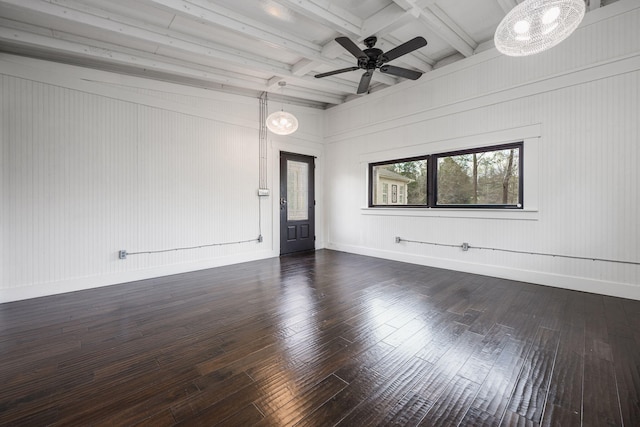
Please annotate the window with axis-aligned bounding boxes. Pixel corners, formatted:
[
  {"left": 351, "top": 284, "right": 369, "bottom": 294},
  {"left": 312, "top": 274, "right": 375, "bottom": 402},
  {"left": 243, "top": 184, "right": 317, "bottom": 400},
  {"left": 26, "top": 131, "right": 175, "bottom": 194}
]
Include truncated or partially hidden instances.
[
  {"left": 370, "top": 157, "right": 428, "bottom": 206},
  {"left": 369, "top": 143, "right": 523, "bottom": 209}
]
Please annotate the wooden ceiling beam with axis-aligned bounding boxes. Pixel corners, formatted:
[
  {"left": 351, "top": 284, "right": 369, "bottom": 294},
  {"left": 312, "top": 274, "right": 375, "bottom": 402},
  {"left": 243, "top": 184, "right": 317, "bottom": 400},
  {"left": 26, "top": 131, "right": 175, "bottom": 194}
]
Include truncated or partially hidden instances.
[
  {"left": 360, "top": 3, "right": 419, "bottom": 39},
  {"left": 0, "top": 27, "right": 268, "bottom": 89},
  {"left": 0, "top": 0, "right": 360, "bottom": 95},
  {"left": 272, "top": 0, "right": 362, "bottom": 38},
  {"left": 0, "top": 24, "right": 348, "bottom": 104},
  {"left": 147, "top": 0, "right": 322, "bottom": 58},
  {"left": 144, "top": 0, "right": 390, "bottom": 84},
  {"left": 0, "top": 28, "right": 345, "bottom": 105},
  {"left": 0, "top": 0, "right": 290, "bottom": 74},
  {"left": 291, "top": 59, "right": 316, "bottom": 76},
  {"left": 392, "top": 0, "right": 477, "bottom": 57}
]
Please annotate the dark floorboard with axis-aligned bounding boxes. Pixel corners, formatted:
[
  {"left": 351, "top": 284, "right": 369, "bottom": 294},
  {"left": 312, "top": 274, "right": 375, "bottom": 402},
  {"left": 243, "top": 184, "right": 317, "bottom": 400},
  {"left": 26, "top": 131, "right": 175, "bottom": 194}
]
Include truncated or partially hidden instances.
[{"left": 1, "top": 249, "right": 639, "bottom": 426}]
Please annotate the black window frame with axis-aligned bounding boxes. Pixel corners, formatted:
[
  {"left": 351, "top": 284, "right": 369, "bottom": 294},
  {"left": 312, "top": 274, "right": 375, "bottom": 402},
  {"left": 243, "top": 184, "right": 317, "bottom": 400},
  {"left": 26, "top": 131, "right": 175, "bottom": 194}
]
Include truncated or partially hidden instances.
[
  {"left": 369, "top": 155, "right": 430, "bottom": 208},
  {"left": 368, "top": 142, "right": 524, "bottom": 209}
]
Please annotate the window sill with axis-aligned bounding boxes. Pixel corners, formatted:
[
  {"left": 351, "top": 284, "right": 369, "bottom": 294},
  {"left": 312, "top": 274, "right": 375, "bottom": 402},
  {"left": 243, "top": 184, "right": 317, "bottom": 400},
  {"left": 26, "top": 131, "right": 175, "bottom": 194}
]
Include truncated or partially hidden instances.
[{"left": 360, "top": 207, "right": 539, "bottom": 221}]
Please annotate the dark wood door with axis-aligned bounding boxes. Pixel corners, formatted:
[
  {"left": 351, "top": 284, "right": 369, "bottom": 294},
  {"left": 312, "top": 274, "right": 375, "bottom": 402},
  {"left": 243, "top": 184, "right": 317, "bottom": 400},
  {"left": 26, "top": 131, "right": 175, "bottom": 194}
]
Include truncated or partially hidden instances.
[{"left": 280, "top": 152, "right": 315, "bottom": 255}]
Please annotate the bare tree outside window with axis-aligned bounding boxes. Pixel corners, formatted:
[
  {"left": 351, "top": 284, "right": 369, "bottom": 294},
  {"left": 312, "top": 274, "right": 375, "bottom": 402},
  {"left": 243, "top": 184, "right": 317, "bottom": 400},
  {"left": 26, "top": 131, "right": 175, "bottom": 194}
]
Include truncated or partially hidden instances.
[{"left": 436, "top": 146, "right": 520, "bottom": 206}]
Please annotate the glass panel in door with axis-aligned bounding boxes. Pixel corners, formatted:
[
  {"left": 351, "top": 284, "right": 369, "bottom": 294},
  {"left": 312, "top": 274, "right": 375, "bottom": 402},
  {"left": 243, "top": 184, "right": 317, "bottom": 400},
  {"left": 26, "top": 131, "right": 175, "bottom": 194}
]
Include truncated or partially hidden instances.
[{"left": 287, "top": 160, "right": 309, "bottom": 221}]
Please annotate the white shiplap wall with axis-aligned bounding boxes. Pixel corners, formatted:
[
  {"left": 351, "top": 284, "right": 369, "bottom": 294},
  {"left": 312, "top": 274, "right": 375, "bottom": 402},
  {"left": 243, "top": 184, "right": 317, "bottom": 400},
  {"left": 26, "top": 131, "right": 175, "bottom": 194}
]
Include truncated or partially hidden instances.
[
  {"left": 324, "top": 2, "right": 640, "bottom": 300},
  {"left": 0, "top": 56, "right": 324, "bottom": 302}
]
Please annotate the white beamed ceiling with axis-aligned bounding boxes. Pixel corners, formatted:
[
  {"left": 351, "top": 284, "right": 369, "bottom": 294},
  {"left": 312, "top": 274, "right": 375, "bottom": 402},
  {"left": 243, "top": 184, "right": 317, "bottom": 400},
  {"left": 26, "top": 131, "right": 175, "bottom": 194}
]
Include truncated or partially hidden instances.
[{"left": 0, "top": 0, "right": 616, "bottom": 107}]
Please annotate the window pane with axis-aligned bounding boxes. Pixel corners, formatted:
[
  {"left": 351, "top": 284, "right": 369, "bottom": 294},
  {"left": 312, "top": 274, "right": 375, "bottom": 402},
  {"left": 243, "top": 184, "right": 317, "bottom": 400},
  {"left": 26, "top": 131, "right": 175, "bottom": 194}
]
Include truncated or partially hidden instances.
[
  {"left": 287, "top": 160, "right": 308, "bottom": 220},
  {"left": 372, "top": 159, "right": 427, "bottom": 205},
  {"left": 436, "top": 147, "right": 520, "bottom": 206}
]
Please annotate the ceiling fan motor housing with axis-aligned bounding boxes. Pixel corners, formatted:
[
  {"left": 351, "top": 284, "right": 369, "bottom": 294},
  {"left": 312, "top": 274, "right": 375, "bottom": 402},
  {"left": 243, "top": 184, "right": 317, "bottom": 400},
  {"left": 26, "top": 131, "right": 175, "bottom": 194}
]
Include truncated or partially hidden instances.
[{"left": 360, "top": 48, "right": 384, "bottom": 69}]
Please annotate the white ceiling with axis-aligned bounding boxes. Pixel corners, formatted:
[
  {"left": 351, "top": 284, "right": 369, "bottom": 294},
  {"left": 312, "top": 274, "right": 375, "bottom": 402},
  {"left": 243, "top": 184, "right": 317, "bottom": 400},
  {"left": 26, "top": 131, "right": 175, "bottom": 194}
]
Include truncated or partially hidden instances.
[{"left": 0, "top": 0, "right": 615, "bottom": 108}]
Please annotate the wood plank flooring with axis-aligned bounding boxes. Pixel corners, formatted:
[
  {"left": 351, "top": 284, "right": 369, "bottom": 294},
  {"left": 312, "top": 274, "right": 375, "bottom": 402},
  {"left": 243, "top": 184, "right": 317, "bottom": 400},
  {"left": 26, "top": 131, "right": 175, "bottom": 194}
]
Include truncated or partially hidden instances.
[{"left": 1, "top": 249, "right": 639, "bottom": 426}]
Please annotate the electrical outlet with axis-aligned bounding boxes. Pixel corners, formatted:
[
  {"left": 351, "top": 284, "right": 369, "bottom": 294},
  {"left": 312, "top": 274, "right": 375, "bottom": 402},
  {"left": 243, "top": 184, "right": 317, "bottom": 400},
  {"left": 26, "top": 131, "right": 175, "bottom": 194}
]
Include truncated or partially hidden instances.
[
  {"left": 119, "top": 250, "right": 127, "bottom": 259},
  {"left": 462, "top": 242, "right": 469, "bottom": 251},
  {"left": 395, "top": 236, "right": 401, "bottom": 243},
  {"left": 258, "top": 235, "right": 263, "bottom": 242}
]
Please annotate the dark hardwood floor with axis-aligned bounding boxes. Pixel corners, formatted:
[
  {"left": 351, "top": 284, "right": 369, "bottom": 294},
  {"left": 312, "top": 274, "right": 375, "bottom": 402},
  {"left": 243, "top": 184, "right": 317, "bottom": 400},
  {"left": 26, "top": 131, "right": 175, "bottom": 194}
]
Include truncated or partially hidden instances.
[{"left": 1, "top": 250, "right": 639, "bottom": 426}]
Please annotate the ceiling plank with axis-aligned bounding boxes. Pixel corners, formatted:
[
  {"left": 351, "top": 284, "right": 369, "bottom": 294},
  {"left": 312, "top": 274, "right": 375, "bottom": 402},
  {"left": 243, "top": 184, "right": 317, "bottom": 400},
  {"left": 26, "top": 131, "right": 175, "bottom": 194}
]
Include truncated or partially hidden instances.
[
  {"left": 0, "top": 1, "right": 355, "bottom": 99},
  {"left": 0, "top": 0, "right": 525, "bottom": 106},
  {"left": 393, "top": 0, "right": 476, "bottom": 57},
  {"left": 144, "top": 0, "right": 387, "bottom": 82},
  {"left": 496, "top": 0, "right": 519, "bottom": 14},
  {"left": 415, "top": 10, "right": 474, "bottom": 57},
  {"left": 266, "top": 76, "right": 284, "bottom": 90},
  {"left": 426, "top": 3, "right": 477, "bottom": 50},
  {"left": 0, "top": 26, "right": 346, "bottom": 105},
  {"left": 321, "top": 39, "right": 346, "bottom": 59},
  {"left": 0, "top": 0, "right": 291, "bottom": 74},
  {"left": 360, "top": 3, "right": 419, "bottom": 39},
  {"left": 0, "top": 27, "right": 265, "bottom": 89},
  {"left": 272, "top": 0, "right": 362, "bottom": 38},
  {"left": 291, "top": 58, "right": 316, "bottom": 76},
  {"left": 147, "top": 0, "right": 321, "bottom": 58}
]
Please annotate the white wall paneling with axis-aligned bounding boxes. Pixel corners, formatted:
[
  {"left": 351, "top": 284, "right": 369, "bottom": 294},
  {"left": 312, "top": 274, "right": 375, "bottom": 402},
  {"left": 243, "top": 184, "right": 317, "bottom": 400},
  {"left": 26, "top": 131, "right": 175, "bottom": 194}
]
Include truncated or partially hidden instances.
[
  {"left": 0, "top": 55, "right": 324, "bottom": 302},
  {"left": 324, "top": 4, "right": 640, "bottom": 300},
  {"left": 1, "top": 2, "right": 638, "bottom": 303}
]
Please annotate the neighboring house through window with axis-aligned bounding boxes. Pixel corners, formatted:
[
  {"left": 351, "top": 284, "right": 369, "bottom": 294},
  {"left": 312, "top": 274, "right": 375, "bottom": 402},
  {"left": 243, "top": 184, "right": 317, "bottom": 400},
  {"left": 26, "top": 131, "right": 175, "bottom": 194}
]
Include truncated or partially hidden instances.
[{"left": 374, "top": 168, "right": 413, "bottom": 205}]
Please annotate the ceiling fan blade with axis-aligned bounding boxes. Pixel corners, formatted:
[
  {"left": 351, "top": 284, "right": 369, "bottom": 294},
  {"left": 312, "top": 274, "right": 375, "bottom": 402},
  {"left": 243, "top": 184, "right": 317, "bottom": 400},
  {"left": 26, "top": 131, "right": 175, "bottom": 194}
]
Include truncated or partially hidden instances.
[
  {"left": 315, "top": 67, "right": 360, "bottom": 78},
  {"left": 357, "top": 71, "right": 373, "bottom": 94},
  {"left": 379, "top": 65, "right": 423, "bottom": 80},
  {"left": 382, "top": 36, "right": 427, "bottom": 62},
  {"left": 335, "top": 37, "right": 367, "bottom": 59}
]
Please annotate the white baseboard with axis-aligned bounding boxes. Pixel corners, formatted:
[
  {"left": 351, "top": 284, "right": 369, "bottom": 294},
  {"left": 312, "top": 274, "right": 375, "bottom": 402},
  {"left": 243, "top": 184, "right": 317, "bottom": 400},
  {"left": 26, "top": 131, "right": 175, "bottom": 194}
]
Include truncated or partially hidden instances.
[
  {"left": 1, "top": 250, "right": 278, "bottom": 304},
  {"left": 326, "top": 242, "right": 640, "bottom": 301},
  {"left": 5, "top": 244, "right": 635, "bottom": 303}
]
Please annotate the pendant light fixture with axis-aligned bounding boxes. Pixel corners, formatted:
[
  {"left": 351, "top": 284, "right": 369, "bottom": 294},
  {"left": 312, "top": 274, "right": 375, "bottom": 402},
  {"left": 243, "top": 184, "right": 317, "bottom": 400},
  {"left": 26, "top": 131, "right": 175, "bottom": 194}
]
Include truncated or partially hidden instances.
[
  {"left": 266, "top": 81, "right": 298, "bottom": 135},
  {"left": 494, "top": 0, "right": 586, "bottom": 57}
]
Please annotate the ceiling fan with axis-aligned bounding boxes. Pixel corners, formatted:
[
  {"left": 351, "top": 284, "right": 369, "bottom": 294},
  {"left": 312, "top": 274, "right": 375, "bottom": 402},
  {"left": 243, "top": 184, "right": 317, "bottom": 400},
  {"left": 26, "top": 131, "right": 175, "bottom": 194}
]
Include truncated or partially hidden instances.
[{"left": 315, "top": 35, "right": 428, "bottom": 94}]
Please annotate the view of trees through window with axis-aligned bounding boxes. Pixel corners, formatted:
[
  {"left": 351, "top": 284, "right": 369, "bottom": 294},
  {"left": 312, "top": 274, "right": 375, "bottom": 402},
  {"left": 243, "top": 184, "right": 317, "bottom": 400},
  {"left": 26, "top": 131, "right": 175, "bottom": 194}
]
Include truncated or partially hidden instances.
[
  {"left": 369, "top": 143, "right": 522, "bottom": 208},
  {"left": 437, "top": 147, "right": 520, "bottom": 206}
]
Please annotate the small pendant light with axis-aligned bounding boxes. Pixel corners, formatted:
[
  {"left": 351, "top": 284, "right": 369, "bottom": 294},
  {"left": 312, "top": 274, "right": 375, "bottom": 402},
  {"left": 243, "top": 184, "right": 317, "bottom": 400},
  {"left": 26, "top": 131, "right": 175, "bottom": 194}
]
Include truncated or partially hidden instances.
[{"left": 266, "top": 81, "right": 299, "bottom": 135}]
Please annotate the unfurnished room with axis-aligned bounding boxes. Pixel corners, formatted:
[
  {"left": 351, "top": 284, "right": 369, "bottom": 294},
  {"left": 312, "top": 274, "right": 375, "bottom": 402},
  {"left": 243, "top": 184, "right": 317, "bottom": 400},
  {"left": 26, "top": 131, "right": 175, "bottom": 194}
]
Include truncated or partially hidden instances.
[{"left": 1, "top": 0, "right": 639, "bottom": 425}]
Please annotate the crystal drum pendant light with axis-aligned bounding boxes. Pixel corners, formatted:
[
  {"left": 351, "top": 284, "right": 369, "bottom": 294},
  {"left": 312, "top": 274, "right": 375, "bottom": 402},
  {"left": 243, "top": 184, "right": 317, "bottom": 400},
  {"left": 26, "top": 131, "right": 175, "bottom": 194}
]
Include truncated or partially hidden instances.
[
  {"left": 266, "top": 81, "right": 298, "bottom": 135},
  {"left": 494, "top": 0, "right": 586, "bottom": 57}
]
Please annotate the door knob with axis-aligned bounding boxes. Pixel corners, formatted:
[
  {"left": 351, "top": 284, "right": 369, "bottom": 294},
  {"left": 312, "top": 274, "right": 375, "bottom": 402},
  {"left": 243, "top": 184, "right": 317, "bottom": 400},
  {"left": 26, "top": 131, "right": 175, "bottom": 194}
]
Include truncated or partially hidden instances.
[{"left": 280, "top": 198, "right": 287, "bottom": 205}]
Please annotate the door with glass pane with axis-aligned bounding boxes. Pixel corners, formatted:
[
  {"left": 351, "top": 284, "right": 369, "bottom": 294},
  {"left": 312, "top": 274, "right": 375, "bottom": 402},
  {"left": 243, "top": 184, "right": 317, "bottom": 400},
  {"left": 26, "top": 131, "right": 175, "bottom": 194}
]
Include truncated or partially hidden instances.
[{"left": 280, "top": 152, "right": 315, "bottom": 255}]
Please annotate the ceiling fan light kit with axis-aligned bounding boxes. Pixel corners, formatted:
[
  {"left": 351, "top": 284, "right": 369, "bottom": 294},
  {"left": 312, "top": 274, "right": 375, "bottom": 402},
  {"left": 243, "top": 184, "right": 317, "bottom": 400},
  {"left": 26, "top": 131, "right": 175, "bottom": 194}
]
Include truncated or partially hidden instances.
[
  {"left": 494, "top": 0, "right": 586, "bottom": 57},
  {"left": 315, "top": 35, "right": 428, "bottom": 94}
]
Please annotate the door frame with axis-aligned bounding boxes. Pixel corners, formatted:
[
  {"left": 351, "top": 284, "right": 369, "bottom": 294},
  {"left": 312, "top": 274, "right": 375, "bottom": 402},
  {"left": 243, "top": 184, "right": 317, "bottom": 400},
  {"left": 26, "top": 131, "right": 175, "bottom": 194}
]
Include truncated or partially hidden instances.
[
  {"left": 279, "top": 151, "right": 316, "bottom": 255},
  {"left": 270, "top": 142, "right": 323, "bottom": 256}
]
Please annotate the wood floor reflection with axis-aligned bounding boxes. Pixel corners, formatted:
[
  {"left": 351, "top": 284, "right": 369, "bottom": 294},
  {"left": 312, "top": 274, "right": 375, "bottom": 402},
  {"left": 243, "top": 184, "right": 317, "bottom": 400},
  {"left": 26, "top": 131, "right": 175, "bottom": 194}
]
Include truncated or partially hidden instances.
[{"left": 1, "top": 250, "right": 639, "bottom": 426}]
